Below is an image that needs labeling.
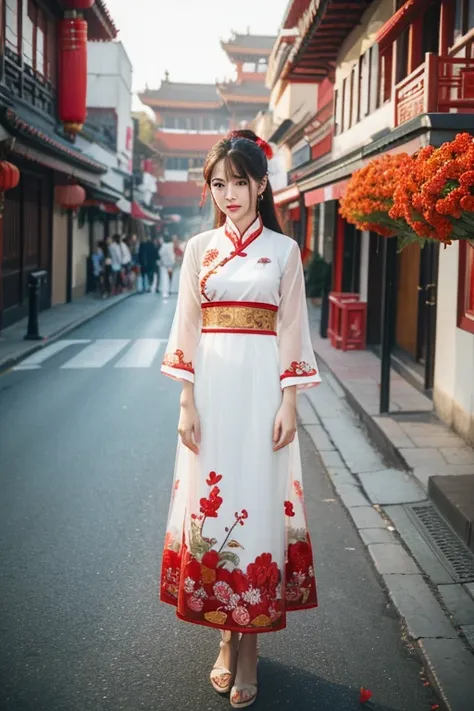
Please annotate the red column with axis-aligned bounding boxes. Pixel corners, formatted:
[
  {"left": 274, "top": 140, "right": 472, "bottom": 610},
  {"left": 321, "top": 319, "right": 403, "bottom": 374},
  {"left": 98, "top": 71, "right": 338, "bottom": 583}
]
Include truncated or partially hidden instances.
[{"left": 439, "top": 0, "right": 454, "bottom": 55}]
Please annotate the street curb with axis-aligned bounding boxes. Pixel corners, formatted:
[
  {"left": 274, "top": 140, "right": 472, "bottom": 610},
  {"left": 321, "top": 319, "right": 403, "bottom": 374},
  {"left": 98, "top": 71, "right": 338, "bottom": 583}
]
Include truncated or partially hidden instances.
[
  {"left": 299, "top": 395, "right": 474, "bottom": 711},
  {"left": 312, "top": 345, "right": 411, "bottom": 472},
  {"left": 0, "top": 292, "right": 135, "bottom": 375}
]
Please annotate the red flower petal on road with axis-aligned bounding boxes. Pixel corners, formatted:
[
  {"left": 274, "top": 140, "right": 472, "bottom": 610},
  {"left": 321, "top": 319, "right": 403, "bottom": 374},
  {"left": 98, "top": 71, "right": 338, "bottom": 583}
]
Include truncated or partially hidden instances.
[{"left": 359, "top": 687, "right": 373, "bottom": 703}]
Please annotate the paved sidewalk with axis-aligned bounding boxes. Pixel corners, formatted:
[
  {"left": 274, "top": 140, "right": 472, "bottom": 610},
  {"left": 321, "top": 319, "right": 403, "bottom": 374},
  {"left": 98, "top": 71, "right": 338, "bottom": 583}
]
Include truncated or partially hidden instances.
[
  {"left": 297, "top": 358, "right": 474, "bottom": 710},
  {"left": 0, "top": 292, "right": 133, "bottom": 374}
]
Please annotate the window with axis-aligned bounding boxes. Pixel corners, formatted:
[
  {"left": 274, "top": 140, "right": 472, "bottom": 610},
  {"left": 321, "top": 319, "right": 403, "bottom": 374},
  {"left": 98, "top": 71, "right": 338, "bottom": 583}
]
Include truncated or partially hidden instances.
[
  {"left": 334, "top": 88, "right": 342, "bottom": 135},
  {"left": 341, "top": 77, "right": 347, "bottom": 131},
  {"left": 351, "top": 63, "right": 360, "bottom": 127},
  {"left": 166, "top": 157, "right": 189, "bottom": 171},
  {"left": 21, "top": 1, "right": 48, "bottom": 75},
  {"left": 458, "top": 241, "right": 474, "bottom": 333},
  {"left": 360, "top": 51, "right": 370, "bottom": 118},
  {"left": 454, "top": 0, "right": 474, "bottom": 44},
  {"left": 369, "top": 43, "right": 379, "bottom": 113},
  {"left": 379, "top": 46, "right": 393, "bottom": 104},
  {"left": 6, "top": 0, "right": 20, "bottom": 53}
]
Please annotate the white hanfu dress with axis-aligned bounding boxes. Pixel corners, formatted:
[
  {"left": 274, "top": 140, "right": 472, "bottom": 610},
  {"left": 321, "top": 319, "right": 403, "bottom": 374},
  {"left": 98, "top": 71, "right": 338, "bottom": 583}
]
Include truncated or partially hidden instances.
[{"left": 160, "top": 215, "right": 321, "bottom": 634}]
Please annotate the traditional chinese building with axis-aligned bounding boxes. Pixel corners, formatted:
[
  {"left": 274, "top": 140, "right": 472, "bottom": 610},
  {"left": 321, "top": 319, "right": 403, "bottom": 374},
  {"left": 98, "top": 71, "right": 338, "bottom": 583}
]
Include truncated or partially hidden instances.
[
  {"left": 218, "top": 32, "right": 273, "bottom": 128},
  {"left": 271, "top": 0, "right": 474, "bottom": 545},
  {"left": 0, "top": 0, "right": 118, "bottom": 330},
  {"left": 138, "top": 31, "right": 275, "bottom": 235}
]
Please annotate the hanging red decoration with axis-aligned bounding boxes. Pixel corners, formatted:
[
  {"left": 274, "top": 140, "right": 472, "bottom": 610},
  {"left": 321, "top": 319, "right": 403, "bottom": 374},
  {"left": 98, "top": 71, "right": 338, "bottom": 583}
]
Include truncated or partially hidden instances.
[
  {"left": 58, "top": 18, "right": 88, "bottom": 135},
  {"left": 55, "top": 185, "right": 86, "bottom": 209},
  {"left": 61, "top": 0, "right": 95, "bottom": 9},
  {"left": 0, "top": 161, "right": 20, "bottom": 192}
]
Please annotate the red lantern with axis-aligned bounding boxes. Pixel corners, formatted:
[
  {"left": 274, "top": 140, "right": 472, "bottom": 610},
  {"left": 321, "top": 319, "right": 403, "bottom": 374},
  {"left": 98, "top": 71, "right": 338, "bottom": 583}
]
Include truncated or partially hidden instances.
[
  {"left": 0, "top": 161, "right": 20, "bottom": 192},
  {"left": 61, "top": 0, "right": 95, "bottom": 8},
  {"left": 55, "top": 185, "right": 86, "bottom": 209},
  {"left": 58, "top": 18, "right": 87, "bottom": 135}
]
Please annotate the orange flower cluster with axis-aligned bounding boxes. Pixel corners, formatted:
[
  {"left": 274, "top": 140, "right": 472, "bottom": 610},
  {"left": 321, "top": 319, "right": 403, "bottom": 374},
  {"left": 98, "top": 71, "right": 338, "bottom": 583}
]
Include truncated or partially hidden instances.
[
  {"left": 390, "top": 133, "right": 474, "bottom": 245},
  {"left": 340, "top": 133, "right": 474, "bottom": 248},
  {"left": 340, "top": 154, "right": 414, "bottom": 239}
]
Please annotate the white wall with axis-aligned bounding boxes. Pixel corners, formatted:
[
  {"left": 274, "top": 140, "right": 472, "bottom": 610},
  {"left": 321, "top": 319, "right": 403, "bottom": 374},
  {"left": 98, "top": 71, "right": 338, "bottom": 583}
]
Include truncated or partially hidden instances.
[
  {"left": 87, "top": 42, "right": 133, "bottom": 172},
  {"left": 434, "top": 242, "right": 474, "bottom": 444}
]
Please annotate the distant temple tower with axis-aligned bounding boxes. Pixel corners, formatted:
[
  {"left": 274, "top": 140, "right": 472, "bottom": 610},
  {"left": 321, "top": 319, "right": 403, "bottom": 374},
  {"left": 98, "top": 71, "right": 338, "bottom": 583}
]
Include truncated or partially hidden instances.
[
  {"left": 138, "top": 31, "right": 275, "bottom": 234},
  {"left": 218, "top": 32, "right": 274, "bottom": 129}
]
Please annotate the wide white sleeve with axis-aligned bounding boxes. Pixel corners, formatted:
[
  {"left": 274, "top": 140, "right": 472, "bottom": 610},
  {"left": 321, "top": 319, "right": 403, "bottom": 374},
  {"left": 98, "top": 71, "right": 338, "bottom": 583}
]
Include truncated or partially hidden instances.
[
  {"left": 161, "top": 239, "right": 201, "bottom": 383},
  {"left": 278, "top": 240, "right": 322, "bottom": 390}
]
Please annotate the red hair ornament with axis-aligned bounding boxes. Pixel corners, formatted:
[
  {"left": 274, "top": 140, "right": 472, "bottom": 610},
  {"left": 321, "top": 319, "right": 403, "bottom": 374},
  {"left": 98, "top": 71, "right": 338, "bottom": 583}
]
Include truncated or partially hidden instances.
[{"left": 228, "top": 130, "right": 274, "bottom": 160}]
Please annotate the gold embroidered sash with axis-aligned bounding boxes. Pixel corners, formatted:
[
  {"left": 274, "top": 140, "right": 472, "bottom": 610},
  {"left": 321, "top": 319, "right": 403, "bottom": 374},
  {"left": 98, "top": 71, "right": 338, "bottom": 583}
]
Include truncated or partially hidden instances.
[{"left": 201, "top": 301, "right": 277, "bottom": 335}]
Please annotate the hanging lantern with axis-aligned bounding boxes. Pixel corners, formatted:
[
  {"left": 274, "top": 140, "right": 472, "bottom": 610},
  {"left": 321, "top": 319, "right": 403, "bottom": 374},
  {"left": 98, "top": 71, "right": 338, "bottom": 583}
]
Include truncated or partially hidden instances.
[
  {"left": 0, "top": 161, "right": 20, "bottom": 192},
  {"left": 58, "top": 18, "right": 87, "bottom": 135},
  {"left": 55, "top": 184, "right": 86, "bottom": 209},
  {"left": 61, "top": 0, "right": 95, "bottom": 9}
]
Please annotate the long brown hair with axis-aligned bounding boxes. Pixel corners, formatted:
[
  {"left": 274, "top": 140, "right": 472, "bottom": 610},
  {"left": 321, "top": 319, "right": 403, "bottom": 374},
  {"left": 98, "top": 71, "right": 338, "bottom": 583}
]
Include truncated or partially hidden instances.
[{"left": 203, "top": 129, "right": 283, "bottom": 234}]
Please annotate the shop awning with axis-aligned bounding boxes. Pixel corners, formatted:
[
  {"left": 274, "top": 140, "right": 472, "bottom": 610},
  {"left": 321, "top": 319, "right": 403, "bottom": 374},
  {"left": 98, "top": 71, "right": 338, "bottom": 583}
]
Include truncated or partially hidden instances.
[
  {"left": 273, "top": 183, "right": 300, "bottom": 206},
  {"left": 131, "top": 201, "right": 161, "bottom": 222},
  {"left": 304, "top": 178, "right": 349, "bottom": 207}
]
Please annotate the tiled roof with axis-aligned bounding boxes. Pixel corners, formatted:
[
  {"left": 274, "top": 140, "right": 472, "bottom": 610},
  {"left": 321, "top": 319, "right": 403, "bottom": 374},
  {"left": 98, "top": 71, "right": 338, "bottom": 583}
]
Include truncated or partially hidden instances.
[
  {"left": 0, "top": 106, "right": 107, "bottom": 174},
  {"left": 140, "top": 82, "right": 222, "bottom": 106},
  {"left": 84, "top": 0, "right": 118, "bottom": 41},
  {"left": 218, "top": 81, "right": 270, "bottom": 98},
  {"left": 155, "top": 131, "right": 224, "bottom": 154},
  {"left": 222, "top": 34, "right": 276, "bottom": 51}
]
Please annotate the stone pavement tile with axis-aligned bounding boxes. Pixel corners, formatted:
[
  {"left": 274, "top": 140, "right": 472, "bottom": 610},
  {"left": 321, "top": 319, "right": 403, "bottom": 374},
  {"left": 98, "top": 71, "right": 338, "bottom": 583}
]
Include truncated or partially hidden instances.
[
  {"left": 418, "top": 638, "right": 474, "bottom": 711},
  {"left": 440, "top": 447, "right": 474, "bottom": 465},
  {"left": 359, "top": 527, "right": 396, "bottom": 545},
  {"left": 438, "top": 584, "right": 474, "bottom": 625},
  {"left": 349, "top": 505, "right": 386, "bottom": 529},
  {"left": 398, "top": 421, "right": 451, "bottom": 437},
  {"left": 358, "top": 469, "right": 427, "bottom": 505},
  {"left": 296, "top": 395, "right": 319, "bottom": 426},
  {"left": 321, "top": 370, "right": 345, "bottom": 398},
  {"left": 305, "top": 424, "right": 335, "bottom": 451},
  {"left": 399, "top": 447, "right": 446, "bottom": 468},
  {"left": 413, "top": 465, "right": 474, "bottom": 490},
  {"left": 465, "top": 583, "right": 474, "bottom": 601},
  {"left": 321, "top": 416, "right": 386, "bottom": 474},
  {"left": 305, "top": 386, "right": 346, "bottom": 419},
  {"left": 410, "top": 434, "right": 467, "bottom": 448},
  {"left": 319, "top": 449, "right": 346, "bottom": 471},
  {"left": 462, "top": 624, "right": 474, "bottom": 649},
  {"left": 372, "top": 416, "right": 416, "bottom": 448},
  {"left": 383, "top": 574, "right": 457, "bottom": 638},
  {"left": 333, "top": 482, "right": 368, "bottom": 508},
  {"left": 369, "top": 543, "right": 420, "bottom": 575}
]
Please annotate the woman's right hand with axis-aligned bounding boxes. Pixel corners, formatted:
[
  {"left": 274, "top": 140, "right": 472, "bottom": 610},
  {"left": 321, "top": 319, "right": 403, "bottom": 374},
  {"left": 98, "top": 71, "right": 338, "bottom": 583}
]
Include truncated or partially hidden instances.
[{"left": 178, "top": 402, "right": 201, "bottom": 454}]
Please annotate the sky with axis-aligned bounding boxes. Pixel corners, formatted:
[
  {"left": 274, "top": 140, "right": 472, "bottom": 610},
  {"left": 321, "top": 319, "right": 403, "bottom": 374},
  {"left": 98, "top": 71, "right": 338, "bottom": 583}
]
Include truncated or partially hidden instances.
[{"left": 105, "top": 0, "right": 289, "bottom": 95}]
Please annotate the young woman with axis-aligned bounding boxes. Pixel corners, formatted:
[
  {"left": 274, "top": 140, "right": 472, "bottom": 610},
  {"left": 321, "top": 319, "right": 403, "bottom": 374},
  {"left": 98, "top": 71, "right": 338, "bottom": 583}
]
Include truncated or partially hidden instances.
[{"left": 160, "top": 130, "right": 321, "bottom": 708}]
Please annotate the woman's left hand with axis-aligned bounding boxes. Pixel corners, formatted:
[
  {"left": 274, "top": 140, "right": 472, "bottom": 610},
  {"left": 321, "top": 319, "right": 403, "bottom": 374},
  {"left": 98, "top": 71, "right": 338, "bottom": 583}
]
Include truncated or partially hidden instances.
[{"left": 273, "top": 399, "right": 297, "bottom": 451}]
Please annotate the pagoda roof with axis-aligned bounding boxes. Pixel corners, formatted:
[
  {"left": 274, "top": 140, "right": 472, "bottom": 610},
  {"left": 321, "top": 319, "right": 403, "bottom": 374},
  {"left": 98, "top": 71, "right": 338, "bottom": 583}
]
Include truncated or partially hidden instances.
[
  {"left": 221, "top": 33, "right": 276, "bottom": 55},
  {"left": 217, "top": 80, "right": 270, "bottom": 106},
  {"left": 158, "top": 180, "right": 203, "bottom": 208},
  {"left": 282, "top": 0, "right": 375, "bottom": 82},
  {"left": 155, "top": 131, "right": 223, "bottom": 154},
  {"left": 281, "top": 0, "right": 312, "bottom": 30},
  {"left": 139, "top": 82, "right": 223, "bottom": 110}
]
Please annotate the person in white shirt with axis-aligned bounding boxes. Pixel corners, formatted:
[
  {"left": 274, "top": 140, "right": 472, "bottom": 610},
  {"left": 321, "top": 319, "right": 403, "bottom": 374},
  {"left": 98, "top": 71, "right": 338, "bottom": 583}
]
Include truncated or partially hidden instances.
[{"left": 159, "top": 235, "right": 176, "bottom": 298}]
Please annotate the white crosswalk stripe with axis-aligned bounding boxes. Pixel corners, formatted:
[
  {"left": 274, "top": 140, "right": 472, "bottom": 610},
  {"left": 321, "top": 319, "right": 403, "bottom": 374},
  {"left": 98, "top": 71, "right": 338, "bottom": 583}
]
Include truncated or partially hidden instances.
[
  {"left": 13, "top": 340, "right": 91, "bottom": 370},
  {"left": 61, "top": 339, "right": 130, "bottom": 369},
  {"left": 114, "top": 338, "right": 166, "bottom": 368}
]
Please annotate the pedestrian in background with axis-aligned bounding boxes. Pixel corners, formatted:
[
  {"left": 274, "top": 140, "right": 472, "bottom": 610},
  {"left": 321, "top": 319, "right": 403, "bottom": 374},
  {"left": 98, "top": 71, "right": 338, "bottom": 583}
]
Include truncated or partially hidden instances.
[
  {"left": 153, "top": 236, "right": 162, "bottom": 293},
  {"left": 121, "top": 236, "right": 133, "bottom": 290},
  {"left": 138, "top": 236, "right": 158, "bottom": 293},
  {"left": 101, "top": 237, "right": 112, "bottom": 296},
  {"left": 159, "top": 130, "right": 321, "bottom": 708},
  {"left": 91, "top": 242, "right": 105, "bottom": 298},
  {"left": 110, "top": 234, "right": 124, "bottom": 294},
  {"left": 159, "top": 235, "right": 176, "bottom": 298}
]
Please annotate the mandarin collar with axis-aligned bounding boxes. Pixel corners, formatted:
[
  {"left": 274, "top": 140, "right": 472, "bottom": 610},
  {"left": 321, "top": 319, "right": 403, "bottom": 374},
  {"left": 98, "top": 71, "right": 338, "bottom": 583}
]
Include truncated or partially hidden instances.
[{"left": 224, "top": 215, "right": 262, "bottom": 248}]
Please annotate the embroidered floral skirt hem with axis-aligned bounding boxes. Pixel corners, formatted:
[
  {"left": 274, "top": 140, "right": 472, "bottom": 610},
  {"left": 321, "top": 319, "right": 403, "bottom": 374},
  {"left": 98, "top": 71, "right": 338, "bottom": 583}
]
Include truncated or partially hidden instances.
[{"left": 160, "top": 332, "right": 318, "bottom": 634}]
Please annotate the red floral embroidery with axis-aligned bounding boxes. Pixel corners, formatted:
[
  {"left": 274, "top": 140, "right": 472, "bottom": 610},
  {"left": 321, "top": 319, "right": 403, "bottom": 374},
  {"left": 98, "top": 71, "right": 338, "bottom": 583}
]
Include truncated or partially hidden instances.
[
  {"left": 162, "top": 349, "right": 194, "bottom": 373},
  {"left": 257, "top": 257, "right": 271, "bottom": 264},
  {"left": 293, "top": 480, "right": 304, "bottom": 503},
  {"left": 203, "top": 248, "right": 219, "bottom": 267},
  {"left": 160, "top": 471, "right": 317, "bottom": 631},
  {"left": 281, "top": 361, "right": 318, "bottom": 380}
]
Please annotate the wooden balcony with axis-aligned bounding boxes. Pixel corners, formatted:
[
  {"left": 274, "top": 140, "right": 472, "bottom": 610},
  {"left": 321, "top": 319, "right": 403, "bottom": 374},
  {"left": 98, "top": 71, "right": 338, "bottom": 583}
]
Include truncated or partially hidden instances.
[
  {"left": 2, "top": 48, "right": 55, "bottom": 119},
  {"left": 395, "top": 53, "right": 474, "bottom": 127}
]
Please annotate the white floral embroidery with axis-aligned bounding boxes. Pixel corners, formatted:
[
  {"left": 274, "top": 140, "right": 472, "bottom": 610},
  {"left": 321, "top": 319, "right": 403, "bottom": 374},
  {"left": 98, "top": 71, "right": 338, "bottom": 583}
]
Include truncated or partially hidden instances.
[
  {"left": 293, "top": 571, "right": 306, "bottom": 586},
  {"left": 242, "top": 586, "right": 262, "bottom": 605},
  {"left": 184, "top": 577, "right": 195, "bottom": 593},
  {"left": 275, "top": 583, "right": 282, "bottom": 600},
  {"left": 308, "top": 566, "right": 314, "bottom": 578},
  {"left": 194, "top": 586, "right": 208, "bottom": 599},
  {"left": 225, "top": 593, "right": 241, "bottom": 611}
]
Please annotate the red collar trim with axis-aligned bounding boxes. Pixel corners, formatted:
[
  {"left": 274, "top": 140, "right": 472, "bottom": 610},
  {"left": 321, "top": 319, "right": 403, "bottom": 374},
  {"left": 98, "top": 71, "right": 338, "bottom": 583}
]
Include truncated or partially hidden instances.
[{"left": 224, "top": 215, "right": 262, "bottom": 250}]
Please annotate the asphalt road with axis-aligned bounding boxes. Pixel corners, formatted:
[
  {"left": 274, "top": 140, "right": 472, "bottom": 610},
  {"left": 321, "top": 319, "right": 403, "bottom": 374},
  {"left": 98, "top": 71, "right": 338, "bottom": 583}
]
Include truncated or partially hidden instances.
[{"left": 0, "top": 294, "right": 437, "bottom": 711}]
